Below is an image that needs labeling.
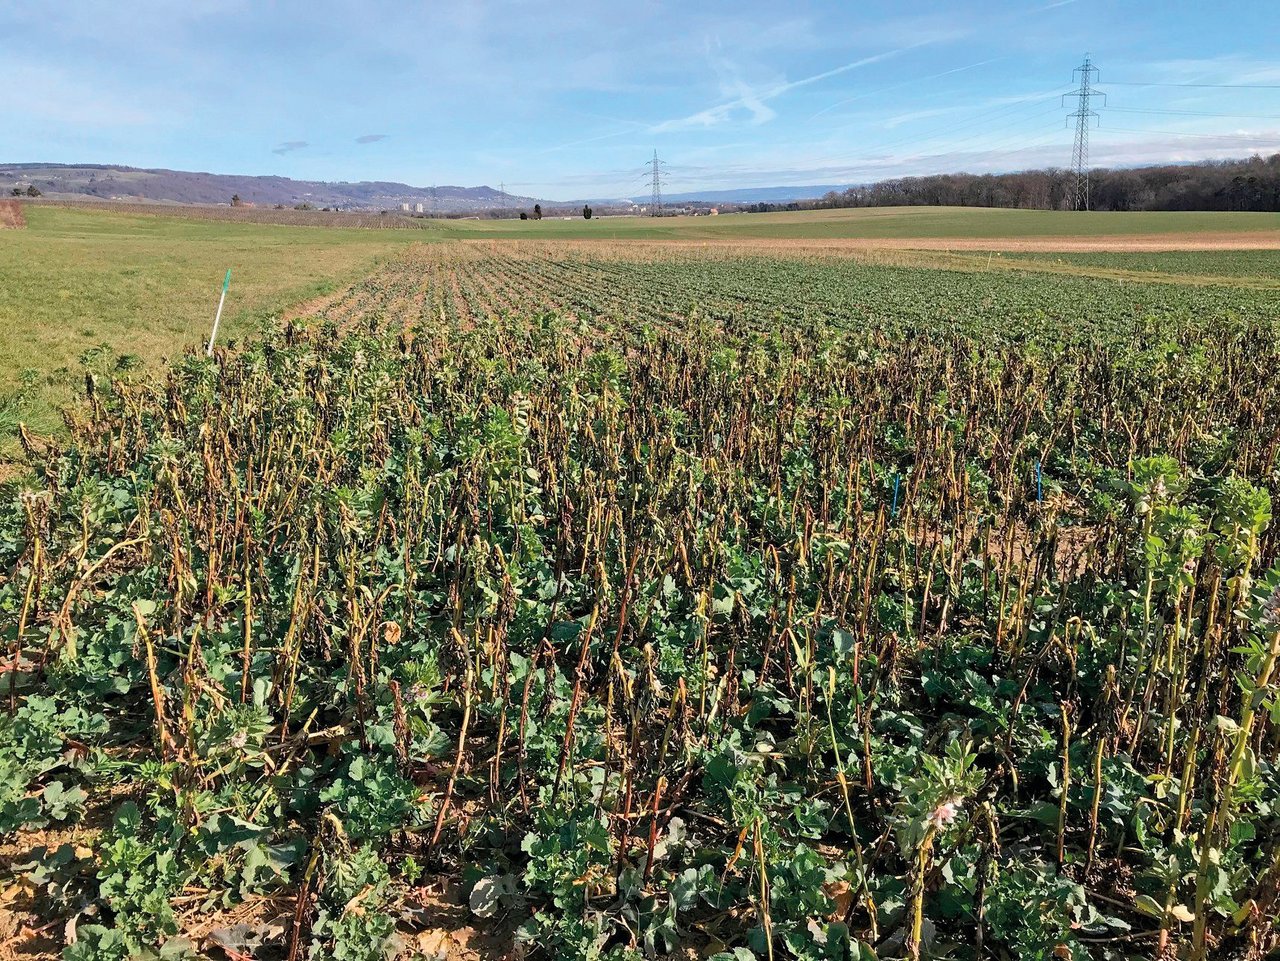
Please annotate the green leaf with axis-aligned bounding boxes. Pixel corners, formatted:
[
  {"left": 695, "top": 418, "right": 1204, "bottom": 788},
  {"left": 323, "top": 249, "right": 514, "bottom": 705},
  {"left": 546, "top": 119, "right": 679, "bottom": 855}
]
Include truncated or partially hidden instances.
[
  {"left": 41, "top": 780, "right": 87, "bottom": 821},
  {"left": 1133, "top": 894, "right": 1166, "bottom": 919}
]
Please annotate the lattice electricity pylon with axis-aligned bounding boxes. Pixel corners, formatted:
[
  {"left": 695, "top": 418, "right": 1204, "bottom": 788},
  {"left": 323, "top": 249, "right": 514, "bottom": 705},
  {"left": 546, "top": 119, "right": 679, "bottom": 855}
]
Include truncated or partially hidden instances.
[
  {"left": 1062, "top": 55, "right": 1105, "bottom": 211},
  {"left": 644, "top": 150, "right": 666, "bottom": 217}
]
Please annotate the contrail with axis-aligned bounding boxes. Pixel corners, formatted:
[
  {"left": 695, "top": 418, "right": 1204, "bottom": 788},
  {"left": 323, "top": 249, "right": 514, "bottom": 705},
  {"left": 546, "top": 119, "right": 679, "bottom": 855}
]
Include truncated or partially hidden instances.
[
  {"left": 809, "top": 58, "right": 1002, "bottom": 120},
  {"left": 653, "top": 39, "right": 941, "bottom": 133}
]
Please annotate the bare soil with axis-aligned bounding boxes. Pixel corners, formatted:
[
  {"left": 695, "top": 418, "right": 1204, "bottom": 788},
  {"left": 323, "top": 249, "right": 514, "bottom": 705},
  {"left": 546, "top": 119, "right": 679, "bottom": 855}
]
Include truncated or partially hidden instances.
[
  {"left": 861, "top": 231, "right": 1280, "bottom": 252},
  {"left": 560, "top": 231, "right": 1280, "bottom": 254},
  {"left": 281, "top": 286, "right": 354, "bottom": 322},
  {"left": 0, "top": 202, "right": 26, "bottom": 230}
]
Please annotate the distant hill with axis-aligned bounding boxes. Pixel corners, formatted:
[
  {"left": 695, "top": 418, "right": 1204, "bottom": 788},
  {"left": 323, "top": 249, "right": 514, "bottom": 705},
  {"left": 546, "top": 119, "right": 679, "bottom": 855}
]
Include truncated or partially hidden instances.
[
  {"left": 2, "top": 162, "right": 851, "bottom": 213},
  {"left": 10, "top": 154, "right": 1279, "bottom": 216},
  {"left": 0, "top": 163, "right": 544, "bottom": 213},
  {"left": 2, "top": 162, "right": 837, "bottom": 213}
]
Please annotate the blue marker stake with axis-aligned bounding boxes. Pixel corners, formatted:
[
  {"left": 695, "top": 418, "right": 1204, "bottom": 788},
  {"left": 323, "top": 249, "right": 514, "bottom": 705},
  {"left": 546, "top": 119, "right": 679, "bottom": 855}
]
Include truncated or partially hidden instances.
[
  {"left": 891, "top": 475, "right": 901, "bottom": 519},
  {"left": 1036, "top": 460, "right": 1043, "bottom": 503}
]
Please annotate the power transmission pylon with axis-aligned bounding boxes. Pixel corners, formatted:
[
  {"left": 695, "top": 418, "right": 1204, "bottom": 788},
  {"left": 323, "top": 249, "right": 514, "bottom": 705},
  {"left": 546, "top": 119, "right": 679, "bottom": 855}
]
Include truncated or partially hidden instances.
[
  {"left": 644, "top": 149, "right": 666, "bottom": 217},
  {"left": 1063, "top": 55, "right": 1105, "bottom": 210}
]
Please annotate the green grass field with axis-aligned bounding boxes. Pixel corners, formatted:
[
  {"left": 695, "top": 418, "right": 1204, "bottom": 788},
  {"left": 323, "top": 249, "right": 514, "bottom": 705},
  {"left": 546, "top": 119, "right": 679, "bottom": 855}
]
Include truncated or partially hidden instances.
[
  {"left": 1005, "top": 249, "right": 1280, "bottom": 281},
  {"left": 0, "top": 206, "right": 416, "bottom": 444}
]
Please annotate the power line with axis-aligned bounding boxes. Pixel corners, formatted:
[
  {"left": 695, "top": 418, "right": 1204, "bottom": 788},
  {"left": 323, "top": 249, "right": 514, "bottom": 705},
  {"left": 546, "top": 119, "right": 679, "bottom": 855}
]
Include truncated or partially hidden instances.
[
  {"left": 811, "top": 91, "right": 1068, "bottom": 173},
  {"left": 1105, "top": 80, "right": 1280, "bottom": 90},
  {"left": 809, "top": 57, "right": 1003, "bottom": 121},
  {"left": 1064, "top": 54, "right": 1104, "bottom": 211},
  {"left": 1102, "top": 126, "right": 1280, "bottom": 143},
  {"left": 873, "top": 90, "right": 1069, "bottom": 151},
  {"left": 665, "top": 98, "right": 1065, "bottom": 199},
  {"left": 540, "top": 85, "right": 1070, "bottom": 202},
  {"left": 1106, "top": 106, "right": 1280, "bottom": 121},
  {"left": 658, "top": 85, "right": 1066, "bottom": 193},
  {"left": 899, "top": 102, "right": 1066, "bottom": 159},
  {"left": 953, "top": 121, "right": 1071, "bottom": 160}
]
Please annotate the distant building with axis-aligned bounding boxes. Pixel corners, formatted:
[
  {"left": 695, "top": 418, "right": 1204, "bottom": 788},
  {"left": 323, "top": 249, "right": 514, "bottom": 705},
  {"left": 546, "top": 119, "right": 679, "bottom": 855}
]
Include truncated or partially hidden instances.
[
  {"left": 415, "top": 203, "right": 424, "bottom": 214},
  {"left": 710, "top": 208, "right": 719, "bottom": 215},
  {"left": 400, "top": 203, "right": 410, "bottom": 212}
]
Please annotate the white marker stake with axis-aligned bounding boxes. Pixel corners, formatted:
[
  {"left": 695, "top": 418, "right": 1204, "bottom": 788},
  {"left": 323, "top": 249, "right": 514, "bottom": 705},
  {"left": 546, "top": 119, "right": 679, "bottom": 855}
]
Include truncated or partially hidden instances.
[{"left": 206, "top": 268, "right": 232, "bottom": 356}]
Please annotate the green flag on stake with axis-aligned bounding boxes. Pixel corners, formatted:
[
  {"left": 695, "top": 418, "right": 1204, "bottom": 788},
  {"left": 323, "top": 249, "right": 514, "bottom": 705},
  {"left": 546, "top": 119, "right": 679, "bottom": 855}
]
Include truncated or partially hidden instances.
[{"left": 206, "top": 268, "right": 232, "bottom": 356}]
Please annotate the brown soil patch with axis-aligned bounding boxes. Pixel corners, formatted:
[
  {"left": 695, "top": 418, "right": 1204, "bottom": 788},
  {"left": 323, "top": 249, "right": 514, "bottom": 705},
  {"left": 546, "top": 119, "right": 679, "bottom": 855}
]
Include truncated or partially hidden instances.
[
  {"left": 0, "top": 826, "right": 106, "bottom": 958},
  {"left": 401, "top": 881, "right": 515, "bottom": 960},
  {"left": 452, "top": 236, "right": 1280, "bottom": 291},
  {"left": 282, "top": 285, "right": 354, "bottom": 322},
  {"left": 862, "top": 231, "right": 1280, "bottom": 252},
  {"left": 544, "top": 231, "right": 1280, "bottom": 254},
  {"left": 0, "top": 202, "right": 26, "bottom": 230}
]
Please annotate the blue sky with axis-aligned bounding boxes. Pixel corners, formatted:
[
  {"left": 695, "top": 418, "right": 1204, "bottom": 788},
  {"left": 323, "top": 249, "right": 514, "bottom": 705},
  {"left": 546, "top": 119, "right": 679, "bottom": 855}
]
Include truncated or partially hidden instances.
[{"left": 6, "top": 0, "right": 1280, "bottom": 199}]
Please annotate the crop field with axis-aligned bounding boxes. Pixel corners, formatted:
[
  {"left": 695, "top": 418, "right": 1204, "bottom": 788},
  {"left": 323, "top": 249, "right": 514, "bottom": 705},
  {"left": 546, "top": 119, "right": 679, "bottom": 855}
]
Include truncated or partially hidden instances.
[
  {"left": 0, "top": 206, "right": 417, "bottom": 454},
  {"left": 3, "top": 213, "right": 1280, "bottom": 961},
  {"left": 304, "top": 243, "right": 1280, "bottom": 339}
]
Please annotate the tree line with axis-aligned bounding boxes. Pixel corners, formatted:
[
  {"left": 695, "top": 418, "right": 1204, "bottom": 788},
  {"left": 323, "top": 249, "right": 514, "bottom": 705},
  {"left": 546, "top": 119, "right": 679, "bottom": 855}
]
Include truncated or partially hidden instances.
[{"left": 744, "top": 153, "right": 1280, "bottom": 213}]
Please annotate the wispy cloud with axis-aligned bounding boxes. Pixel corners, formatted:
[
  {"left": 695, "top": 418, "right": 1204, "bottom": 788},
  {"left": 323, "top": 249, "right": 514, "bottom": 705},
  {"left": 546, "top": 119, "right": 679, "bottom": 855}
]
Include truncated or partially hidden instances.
[
  {"left": 810, "top": 58, "right": 1002, "bottom": 120},
  {"left": 272, "top": 140, "right": 308, "bottom": 155},
  {"left": 730, "top": 78, "right": 778, "bottom": 125},
  {"left": 355, "top": 133, "right": 388, "bottom": 144},
  {"left": 652, "top": 36, "right": 952, "bottom": 133},
  {"left": 882, "top": 107, "right": 959, "bottom": 129},
  {"left": 871, "top": 85, "right": 1070, "bottom": 130},
  {"left": 1126, "top": 55, "right": 1280, "bottom": 87},
  {"left": 538, "top": 123, "right": 649, "bottom": 155}
]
